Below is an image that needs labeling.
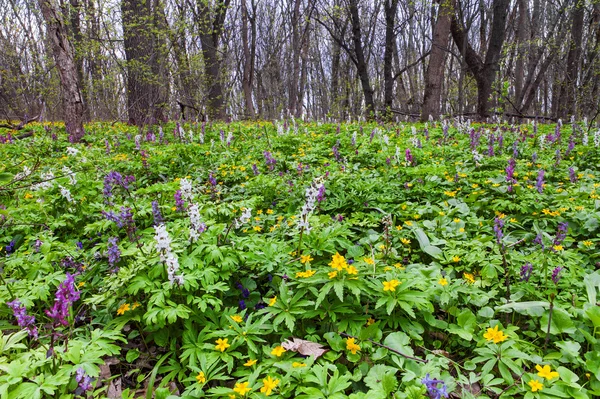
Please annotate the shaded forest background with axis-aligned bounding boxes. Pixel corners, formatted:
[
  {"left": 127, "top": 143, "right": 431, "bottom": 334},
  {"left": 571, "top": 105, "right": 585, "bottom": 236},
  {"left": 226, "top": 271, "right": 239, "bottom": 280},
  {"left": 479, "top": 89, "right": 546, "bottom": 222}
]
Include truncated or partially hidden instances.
[{"left": 1, "top": 0, "right": 600, "bottom": 135}]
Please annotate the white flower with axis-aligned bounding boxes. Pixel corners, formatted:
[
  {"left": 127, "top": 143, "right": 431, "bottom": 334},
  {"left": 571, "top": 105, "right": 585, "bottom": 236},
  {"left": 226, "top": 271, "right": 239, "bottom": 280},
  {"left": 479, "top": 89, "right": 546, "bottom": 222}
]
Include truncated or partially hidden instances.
[
  {"left": 66, "top": 147, "right": 79, "bottom": 156},
  {"left": 154, "top": 224, "right": 184, "bottom": 285},
  {"left": 539, "top": 134, "right": 546, "bottom": 150},
  {"left": 594, "top": 130, "right": 600, "bottom": 148},
  {"left": 180, "top": 178, "right": 193, "bottom": 202},
  {"left": 34, "top": 171, "right": 55, "bottom": 191},
  {"left": 187, "top": 203, "right": 206, "bottom": 242},
  {"left": 62, "top": 166, "right": 77, "bottom": 185},
  {"left": 59, "top": 185, "right": 75, "bottom": 203}
]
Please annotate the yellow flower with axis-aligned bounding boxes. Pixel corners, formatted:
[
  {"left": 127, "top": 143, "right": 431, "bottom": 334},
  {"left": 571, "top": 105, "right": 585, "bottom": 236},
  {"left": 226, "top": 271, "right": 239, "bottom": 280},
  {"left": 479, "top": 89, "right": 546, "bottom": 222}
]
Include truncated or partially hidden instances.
[
  {"left": 267, "top": 209, "right": 273, "bottom": 214},
  {"left": 231, "top": 315, "right": 243, "bottom": 323},
  {"left": 196, "top": 371, "right": 206, "bottom": 384},
  {"left": 260, "top": 376, "right": 279, "bottom": 396},
  {"left": 215, "top": 338, "right": 230, "bottom": 352},
  {"left": 400, "top": 238, "right": 411, "bottom": 245},
  {"left": 463, "top": 273, "right": 475, "bottom": 284},
  {"left": 367, "top": 317, "right": 375, "bottom": 326},
  {"left": 483, "top": 325, "right": 508, "bottom": 344},
  {"left": 78, "top": 282, "right": 85, "bottom": 288},
  {"left": 583, "top": 240, "right": 593, "bottom": 247},
  {"left": 131, "top": 302, "right": 141, "bottom": 310},
  {"left": 243, "top": 359, "right": 257, "bottom": 367},
  {"left": 452, "top": 255, "right": 460, "bottom": 263},
  {"left": 553, "top": 245, "right": 564, "bottom": 251},
  {"left": 346, "top": 337, "right": 361, "bottom": 354},
  {"left": 24, "top": 193, "right": 33, "bottom": 199},
  {"left": 292, "top": 362, "right": 306, "bottom": 368},
  {"left": 233, "top": 381, "right": 252, "bottom": 396},
  {"left": 404, "top": 221, "right": 413, "bottom": 226},
  {"left": 363, "top": 257, "right": 375, "bottom": 265},
  {"left": 383, "top": 279, "right": 401, "bottom": 292},
  {"left": 459, "top": 227, "right": 465, "bottom": 233},
  {"left": 328, "top": 271, "right": 338, "bottom": 279},
  {"left": 395, "top": 225, "right": 403, "bottom": 231},
  {"left": 536, "top": 365, "right": 559, "bottom": 380},
  {"left": 300, "top": 254, "right": 313, "bottom": 264},
  {"left": 346, "top": 265, "right": 358, "bottom": 275},
  {"left": 271, "top": 346, "right": 286, "bottom": 357},
  {"left": 117, "top": 303, "right": 130, "bottom": 315},
  {"left": 329, "top": 252, "right": 348, "bottom": 270},
  {"left": 253, "top": 226, "right": 262, "bottom": 232},
  {"left": 528, "top": 379, "right": 543, "bottom": 392},
  {"left": 438, "top": 278, "right": 448, "bottom": 286},
  {"left": 269, "top": 296, "right": 277, "bottom": 306},
  {"left": 296, "top": 270, "right": 316, "bottom": 278},
  {"left": 453, "top": 218, "right": 461, "bottom": 223}
]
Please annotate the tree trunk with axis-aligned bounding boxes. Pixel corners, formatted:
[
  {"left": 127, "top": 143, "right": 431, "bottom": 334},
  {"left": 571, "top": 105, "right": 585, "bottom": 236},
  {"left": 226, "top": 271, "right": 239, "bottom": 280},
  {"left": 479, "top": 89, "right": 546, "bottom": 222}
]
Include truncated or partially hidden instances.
[
  {"left": 348, "top": 0, "right": 375, "bottom": 120},
  {"left": 557, "top": 2, "right": 584, "bottom": 119},
  {"left": 383, "top": 0, "right": 399, "bottom": 120},
  {"left": 289, "top": 0, "right": 302, "bottom": 116},
  {"left": 197, "top": 0, "right": 230, "bottom": 120},
  {"left": 241, "top": 0, "right": 255, "bottom": 119},
  {"left": 38, "top": 0, "right": 85, "bottom": 141},
  {"left": 421, "top": 0, "right": 451, "bottom": 121}
]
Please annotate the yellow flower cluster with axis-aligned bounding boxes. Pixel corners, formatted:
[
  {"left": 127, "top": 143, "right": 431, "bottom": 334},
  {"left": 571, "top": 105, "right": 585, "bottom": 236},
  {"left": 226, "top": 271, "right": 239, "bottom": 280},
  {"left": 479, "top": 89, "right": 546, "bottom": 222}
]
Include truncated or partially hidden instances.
[
  {"left": 117, "top": 302, "right": 141, "bottom": 315},
  {"left": 383, "top": 279, "right": 401, "bottom": 292},
  {"left": 296, "top": 269, "right": 316, "bottom": 278},
  {"left": 483, "top": 325, "right": 508, "bottom": 344},
  {"left": 328, "top": 252, "right": 358, "bottom": 278},
  {"left": 345, "top": 337, "right": 361, "bottom": 354}
]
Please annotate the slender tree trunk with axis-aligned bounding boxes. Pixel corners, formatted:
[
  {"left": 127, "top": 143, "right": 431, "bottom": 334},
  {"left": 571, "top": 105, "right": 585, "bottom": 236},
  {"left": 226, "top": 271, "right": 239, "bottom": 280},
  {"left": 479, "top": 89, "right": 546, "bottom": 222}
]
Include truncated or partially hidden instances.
[
  {"left": 557, "top": 1, "right": 584, "bottom": 119},
  {"left": 289, "top": 0, "right": 302, "bottom": 116},
  {"left": 38, "top": 0, "right": 85, "bottom": 141},
  {"left": 348, "top": 0, "right": 375, "bottom": 120},
  {"left": 241, "top": 0, "right": 255, "bottom": 118},
  {"left": 383, "top": 0, "right": 399, "bottom": 120},
  {"left": 297, "top": 21, "right": 310, "bottom": 118},
  {"left": 421, "top": 0, "right": 451, "bottom": 121},
  {"left": 513, "top": 0, "right": 528, "bottom": 112}
]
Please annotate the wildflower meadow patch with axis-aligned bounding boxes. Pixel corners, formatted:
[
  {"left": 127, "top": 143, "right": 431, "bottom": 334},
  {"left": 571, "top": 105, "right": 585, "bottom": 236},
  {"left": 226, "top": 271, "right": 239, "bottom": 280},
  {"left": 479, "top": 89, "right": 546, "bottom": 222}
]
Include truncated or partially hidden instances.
[{"left": 1, "top": 119, "right": 600, "bottom": 398}]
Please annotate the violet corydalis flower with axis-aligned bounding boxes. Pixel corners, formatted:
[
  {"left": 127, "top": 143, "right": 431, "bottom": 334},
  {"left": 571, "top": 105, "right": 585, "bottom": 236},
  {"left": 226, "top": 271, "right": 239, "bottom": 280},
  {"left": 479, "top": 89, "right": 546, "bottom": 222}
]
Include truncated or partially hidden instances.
[
  {"left": 569, "top": 167, "right": 577, "bottom": 183},
  {"left": 493, "top": 217, "right": 504, "bottom": 246},
  {"left": 46, "top": 273, "right": 80, "bottom": 327},
  {"left": 75, "top": 368, "right": 93, "bottom": 395},
  {"left": 6, "top": 299, "right": 38, "bottom": 338},
  {"left": 520, "top": 263, "right": 533, "bottom": 282},
  {"left": 536, "top": 169, "right": 545, "bottom": 194},
  {"left": 405, "top": 148, "right": 413, "bottom": 166},
  {"left": 421, "top": 374, "right": 449, "bottom": 399},
  {"left": 107, "top": 237, "right": 120, "bottom": 269},
  {"left": 553, "top": 222, "right": 568, "bottom": 247},
  {"left": 152, "top": 200, "right": 163, "bottom": 225},
  {"left": 252, "top": 163, "right": 259, "bottom": 176},
  {"left": 263, "top": 151, "right": 276, "bottom": 171},
  {"left": 551, "top": 266, "right": 563, "bottom": 284},
  {"left": 174, "top": 190, "right": 185, "bottom": 211}
]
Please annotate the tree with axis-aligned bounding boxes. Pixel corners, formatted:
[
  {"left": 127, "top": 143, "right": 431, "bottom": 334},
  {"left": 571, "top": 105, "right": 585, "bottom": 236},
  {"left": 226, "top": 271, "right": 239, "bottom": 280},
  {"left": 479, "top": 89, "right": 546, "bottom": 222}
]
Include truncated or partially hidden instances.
[
  {"left": 38, "top": 0, "right": 85, "bottom": 141},
  {"left": 421, "top": 0, "right": 452, "bottom": 121},
  {"left": 383, "top": 0, "right": 399, "bottom": 120},
  {"left": 450, "top": 0, "right": 510, "bottom": 118}
]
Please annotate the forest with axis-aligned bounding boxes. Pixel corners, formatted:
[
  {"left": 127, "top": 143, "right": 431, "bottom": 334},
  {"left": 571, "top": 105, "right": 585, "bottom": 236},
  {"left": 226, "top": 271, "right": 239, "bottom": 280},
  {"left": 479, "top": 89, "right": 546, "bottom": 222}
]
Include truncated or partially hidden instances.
[
  {"left": 1, "top": 0, "right": 600, "bottom": 132},
  {"left": 2, "top": 1, "right": 600, "bottom": 399}
]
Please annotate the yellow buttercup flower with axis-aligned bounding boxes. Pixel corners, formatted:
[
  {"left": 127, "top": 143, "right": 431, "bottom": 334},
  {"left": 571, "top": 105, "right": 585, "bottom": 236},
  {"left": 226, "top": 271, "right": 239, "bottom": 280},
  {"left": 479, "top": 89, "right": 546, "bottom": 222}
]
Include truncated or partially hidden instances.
[
  {"left": 233, "top": 381, "right": 252, "bottom": 396},
  {"left": 243, "top": 359, "right": 257, "bottom": 367},
  {"left": 346, "top": 265, "right": 358, "bottom": 275},
  {"left": 528, "top": 379, "right": 543, "bottom": 392},
  {"left": 328, "top": 271, "right": 338, "bottom": 279},
  {"left": 215, "top": 338, "right": 230, "bottom": 352},
  {"left": 260, "top": 376, "right": 279, "bottom": 396},
  {"left": 329, "top": 252, "right": 348, "bottom": 270},
  {"left": 196, "top": 371, "right": 206, "bottom": 384},
  {"left": 463, "top": 273, "right": 475, "bottom": 284},
  {"left": 271, "top": 346, "right": 286, "bottom": 357},
  {"left": 346, "top": 337, "right": 361, "bottom": 354},
  {"left": 536, "top": 364, "right": 559, "bottom": 380},
  {"left": 231, "top": 315, "right": 243, "bottom": 323},
  {"left": 269, "top": 296, "right": 277, "bottom": 306},
  {"left": 438, "top": 278, "right": 448, "bottom": 286},
  {"left": 296, "top": 269, "right": 316, "bottom": 278},
  {"left": 117, "top": 303, "right": 130, "bottom": 315},
  {"left": 363, "top": 257, "right": 375, "bottom": 265},
  {"left": 400, "top": 238, "right": 411, "bottom": 245},
  {"left": 483, "top": 325, "right": 508, "bottom": 344},
  {"left": 292, "top": 362, "right": 306, "bottom": 368},
  {"left": 452, "top": 255, "right": 460, "bottom": 263},
  {"left": 300, "top": 254, "right": 313, "bottom": 264},
  {"left": 383, "top": 279, "right": 401, "bottom": 292}
]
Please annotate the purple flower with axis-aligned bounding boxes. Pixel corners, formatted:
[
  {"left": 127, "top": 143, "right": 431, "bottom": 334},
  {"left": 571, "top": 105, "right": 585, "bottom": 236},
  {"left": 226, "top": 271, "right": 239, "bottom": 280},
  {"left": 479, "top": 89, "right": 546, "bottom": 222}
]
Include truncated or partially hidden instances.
[
  {"left": 332, "top": 141, "right": 342, "bottom": 162},
  {"left": 46, "top": 273, "right": 80, "bottom": 327},
  {"left": 512, "top": 141, "right": 519, "bottom": 158},
  {"left": 421, "top": 374, "right": 449, "bottom": 399},
  {"left": 569, "top": 167, "right": 577, "bottom": 183},
  {"left": 551, "top": 266, "right": 563, "bottom": 284},
  {"left": 105, "top": 139, "right": 111, "bottom": 155},
  {"left": 75, "top": 368, "right": 93, "bottom": 394},
  {"left": 505, "top": 158, "right": 516, "bottom": 185},
  {"left": 487, "top": 134, "right": 495, "bottom": 156},
  {"left": 405, "top": 149, "right": 413, "bottom": 166},
  {"left": 103, "top": 171, "right": 135, "bottom": 198},
  {"left": 369, "top": 129, "right": 376, "bottom": 143},
  {"left": 520, "top": 263, "right": 533, "bottom": 282},
  {"left": 536, "top": 170, "right": 545, "bottom": 194},
  {"left": 533, "top": 233, "right": 545, "bottom": 250},
  {"left": 252, "top": 163, "right": 260, "bottom": 176},
  {"left": 554, "top": 149, "right": 561, "bottom": 167},
  {"left": 174, "top": 190, "right": 185, "bottom": 211},
  {"left": 6, "top": 299, "right": 38, "bottom": 338},
  {"left": 532, "top": 152, "right": 538, "bottom": 163},
  {"left": 5, "top": 239, "right": 15, "bottom": 254},
  {"left": 219, "top": 129, "right": 225, "bottom": 143},
  {"left": 317, "top": 185, "right": 326, "bottom": 203},
  {"left": 553, "top": 222, "right": 568, "bottom": 247},
  {"left": 76, "top": 241, "right": 83, "bottom": 250},
  {"left": 34, "top": 239, "right": 43, "bottom": 252},
  {"left": 107, "top": 237, "right": 120, "bottom": 268},
  {"left": 493, "top": 217, "right": 504, "bottom": 246},
  {"left": 208, "top": 173, "right": 217, "bottom": 186},
  {"left": 239, "top": 300, "right": 246, "bottom": 310},
  {"left": 263, "top": 151, "right": 277, "bottom": 171},
  {"left": 152, "top": 201, "right": 163, "bottom": 225},
  {"left": 566, "top": 136, "right": 575, "bottom": 156}
]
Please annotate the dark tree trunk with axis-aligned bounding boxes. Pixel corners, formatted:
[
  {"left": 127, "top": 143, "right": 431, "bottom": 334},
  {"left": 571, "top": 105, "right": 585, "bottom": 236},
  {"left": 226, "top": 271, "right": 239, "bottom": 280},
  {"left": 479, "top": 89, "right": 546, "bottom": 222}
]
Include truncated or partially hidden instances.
[
  {"left": 450, "top": 0, "right": 510, "bottom": 118},
  {"left": 197, "top": 0, "right": 230, "bottom": 120},
  {"left": 383, "top": 0, "right": 399, "bottom": 120},
  {"left": 557, "top": 2, "right": 584, "bottom": 119},
  {"left": 421, "top": 0, "right": 451, "bottom": 121},
  {"left": 241, "top": 0, "right": 256, "bottom": 119},
  {"left": 289, "top": 0, "right": 302, "bottom": 116},
  {"left": 38, "top": 0, "right": 85, "bottom": 141},
  {"left": 348, "top": 0, "right": 375, "bottom": 120},
  {"left": 69, "top": 0, "right": 89, "bottom": 121}
]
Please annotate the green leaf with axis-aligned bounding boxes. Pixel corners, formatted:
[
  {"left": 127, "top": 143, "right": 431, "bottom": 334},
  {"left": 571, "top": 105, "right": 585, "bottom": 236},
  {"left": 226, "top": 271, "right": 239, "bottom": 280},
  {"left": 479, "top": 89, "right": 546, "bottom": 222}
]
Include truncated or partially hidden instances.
[{"left": 540, "top": 307, "right": 575, "bottom": 335}]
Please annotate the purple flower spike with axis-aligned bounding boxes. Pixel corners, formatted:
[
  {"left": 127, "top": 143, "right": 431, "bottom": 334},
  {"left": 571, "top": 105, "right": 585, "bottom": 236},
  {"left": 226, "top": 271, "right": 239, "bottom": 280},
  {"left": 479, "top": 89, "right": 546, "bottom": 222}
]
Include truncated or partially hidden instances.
[
  {"left": 551, "top": 266, "right": 563, "bottom": 284},
  {"left": 421, "top": 374, "right": 449, "bottom": 399},
  {"left": 46, "top": 273, "right": 80, "bottom": 327},
  {"left": 7, "top": 299, "right": 38, "bottom": 338}
]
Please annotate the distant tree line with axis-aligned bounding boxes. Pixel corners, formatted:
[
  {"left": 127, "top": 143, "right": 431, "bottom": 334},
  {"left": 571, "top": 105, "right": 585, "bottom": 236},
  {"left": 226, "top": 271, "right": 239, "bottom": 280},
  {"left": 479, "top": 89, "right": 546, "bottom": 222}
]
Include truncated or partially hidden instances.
[{"left": 1, "top": 0, "right": 599, "bottom": 138}]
